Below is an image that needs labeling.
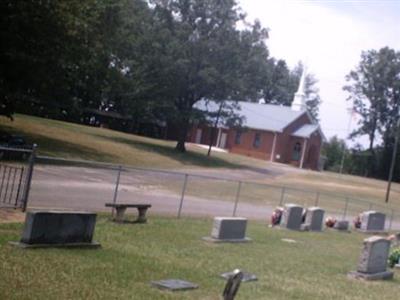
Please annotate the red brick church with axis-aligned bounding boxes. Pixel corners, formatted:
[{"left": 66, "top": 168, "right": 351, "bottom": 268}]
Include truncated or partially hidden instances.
[{"left": 187, "top": 70, "right": 325, "bottom": 170}]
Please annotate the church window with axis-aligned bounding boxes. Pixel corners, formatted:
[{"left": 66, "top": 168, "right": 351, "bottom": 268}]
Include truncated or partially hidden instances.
[
  {"left": 235, "top": 130, "right": 242, "bottom": 145},
  {"left": 253, "top": 132, "right": 261, "bottom": 148}
]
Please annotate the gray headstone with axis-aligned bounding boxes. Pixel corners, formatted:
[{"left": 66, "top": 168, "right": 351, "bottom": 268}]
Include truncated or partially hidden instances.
[
  {"left": 348, "top": 236, "right": 394, "bottom": 280},
  {"left": 211, "top": 217, "right": 247, "bottom": 240},
  {"left": 20, "top": 211, "right": 97, "bottom": 245},
  {"left": 223, "top": 269, "right": 243, "bottom": 300},
  {"left": 334, "top": 220, "right": 349, "bottom": 231},
  {"left": 151, "top": 279, "right": 198, "bottom": 291},
  {"left": 357, "top": 236, "right": 390, "bottom": 273},
  {"left": 281, "top": 204, "right": 303, "bottom": 230},
  {"left": 304, "top": 207, "right": 324, "bottom": 231},
  {"left": 360, "top": 211, "right": 386, "bottom": 232}
]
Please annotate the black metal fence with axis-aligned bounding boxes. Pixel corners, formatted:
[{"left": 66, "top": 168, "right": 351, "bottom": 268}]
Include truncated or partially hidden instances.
[
  {"left": 0, "top": 146, "right": 36, "bottom": 210},
  {"left": 0, "top": 164, "right": 25, "bottom": 208}
]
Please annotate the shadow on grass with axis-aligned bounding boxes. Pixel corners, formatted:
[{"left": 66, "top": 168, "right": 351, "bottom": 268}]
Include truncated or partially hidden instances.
[
  {"left": 0, "top": 124, "right": 115, "bottom": 163},
  {"left": 94, "top": 135, "right": 247, "bottom": 169}
]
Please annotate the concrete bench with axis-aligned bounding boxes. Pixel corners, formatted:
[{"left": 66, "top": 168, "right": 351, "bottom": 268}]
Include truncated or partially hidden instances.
[{"left": 105, "top": 203, "right": 151, "bottom": 223}]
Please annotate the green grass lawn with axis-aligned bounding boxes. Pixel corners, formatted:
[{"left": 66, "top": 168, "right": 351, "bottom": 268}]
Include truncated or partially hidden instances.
[
  {"left": 0, "top": 114, "right": 266, "bottom": 169},
  {"left": 1, "top": 216, "right": 399, "bottom": 299}
]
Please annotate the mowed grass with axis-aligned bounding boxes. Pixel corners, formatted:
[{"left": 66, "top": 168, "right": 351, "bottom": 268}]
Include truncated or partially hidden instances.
[
  {"left": 0, "top": 114, "right": 266, "bottom": 169},
  {"left": 0, "top": 216, "right": 399, "bottom": 300}
]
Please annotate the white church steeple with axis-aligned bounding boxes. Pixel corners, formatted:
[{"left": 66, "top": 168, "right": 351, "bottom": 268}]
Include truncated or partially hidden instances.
[{"left": 291, "top": 65, "right": 307, "bottom": 111}]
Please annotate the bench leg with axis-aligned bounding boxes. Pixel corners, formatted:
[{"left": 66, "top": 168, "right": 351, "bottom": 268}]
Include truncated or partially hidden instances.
[
  {"left": 115, "top": 207, "right": 127, "bottom": 223},
  {"left": 136, "top": 208, "right": 148, "bottom": 223}
]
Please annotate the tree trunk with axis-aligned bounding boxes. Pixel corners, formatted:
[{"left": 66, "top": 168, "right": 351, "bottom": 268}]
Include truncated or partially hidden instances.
[{"left": 175, "top": 117, "right": 190, "bottom": 153}]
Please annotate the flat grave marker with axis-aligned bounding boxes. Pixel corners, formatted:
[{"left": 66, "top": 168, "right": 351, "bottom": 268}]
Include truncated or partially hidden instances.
[
  {"left": 151, "top": 279, "right": 198, "bottom": 291},
  {"left": 333, "top": 220, "right": 350, "bottom": 232},
  {"left": 221, "top": 270, "right": 257, "bottom": 282}
]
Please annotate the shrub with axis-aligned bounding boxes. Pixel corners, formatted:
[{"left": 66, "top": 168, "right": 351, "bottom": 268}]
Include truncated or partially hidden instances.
[{"left": 388, "top": 247, "right": 400, "bottom": 268}]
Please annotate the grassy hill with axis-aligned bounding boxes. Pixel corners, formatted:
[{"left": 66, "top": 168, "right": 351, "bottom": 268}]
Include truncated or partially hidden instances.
[
  {"left": 1, "top": 114, "right": 399, "bottom": 209},
  {"left": 0, "top": 114, "right": 269, "bottom": 169}
]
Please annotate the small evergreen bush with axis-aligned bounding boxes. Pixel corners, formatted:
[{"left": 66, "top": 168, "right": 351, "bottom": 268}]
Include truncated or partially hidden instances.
[{"left": 388, "top": 247, "right": 400, "bottom": 268}]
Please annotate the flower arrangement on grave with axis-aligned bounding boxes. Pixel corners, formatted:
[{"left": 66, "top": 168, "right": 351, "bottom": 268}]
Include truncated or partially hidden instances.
[
  {"left": 388, "top": 233, "right": 400, "bottom": 247},
  {"left": 388, "top": 247, "right": 400, "bottom": 268},
  {"left": 353, "top": 214, "right": 362, "bottom": 229},
  {"left": 325, "top": 216, "right": 336, "bottom": 228},
  {"left": 271, "top": 207, "right": 283, "bottom": 226}
]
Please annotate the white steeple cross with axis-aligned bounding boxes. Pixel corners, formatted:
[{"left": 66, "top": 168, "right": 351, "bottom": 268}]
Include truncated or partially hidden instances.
[{"left": 291, "top": 65, "right": 307, "bottom": 111}]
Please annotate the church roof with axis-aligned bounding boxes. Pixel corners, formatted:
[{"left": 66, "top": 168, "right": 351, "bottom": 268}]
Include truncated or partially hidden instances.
[
  {"left": 194, "top": 100, "right": 307, "bottom": 133},
  {"left": 291, "top": 124, "right": 320, "bottom": 138}
]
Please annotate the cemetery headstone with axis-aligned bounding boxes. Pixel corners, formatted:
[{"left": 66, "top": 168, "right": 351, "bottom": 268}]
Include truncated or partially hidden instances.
[
  {"left": 203, "top": 217, "right": 251, "bottom": 243},
  {"left": 151, "top": 279, "right": 198, "bottom": 291},
  {"left": 222, "top": 269, "right": 243, "bottom": 300},
  {"left": 360, "top": 211, "right": 386, "bottom": 232},
  {"left": 303, "top": 207, "right": 325, "bottom": 231},
  {"left": 333, "top": 220, "right": 349, "bottom": 231},
  {"left": 348, "top": 236, "right": 394, "bottom": 280},
  {"left": 10, "top": 211, "right": 100, "bottom": 248},
  {"left": 280, "top": 204, "right": 303, "bottom": 230}
]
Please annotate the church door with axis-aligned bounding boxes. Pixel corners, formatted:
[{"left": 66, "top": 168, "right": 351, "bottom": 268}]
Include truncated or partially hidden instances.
[{"left": 292, "top": 142, "right": 302, "bottom": 161}]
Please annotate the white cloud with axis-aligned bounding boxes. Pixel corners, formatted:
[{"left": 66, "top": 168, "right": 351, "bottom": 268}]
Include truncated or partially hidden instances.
[{"left": 239, "top": 0, "right": 400, "bottom": 147}]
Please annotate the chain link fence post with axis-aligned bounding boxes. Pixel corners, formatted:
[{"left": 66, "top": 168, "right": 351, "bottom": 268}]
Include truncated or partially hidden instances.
[
  {"left": 342, "top": 197, "right": 349, "bottom": 220},
  {"left": 232, "top": 181, "right": 242, "bottom": 217},
  {"left": 279, "top": 187, "right": 286, "bottom": 206},
  {"left": 111, "top": 165, "right": 122, "bottom": 218},
  {"left": 389, "top": 209, "right": 394, "bottom": 231},
  {"left": 314, "top": 192, "right": 320, "bottom": 206},
  {"left": 21, "top": 144, "right": 37, "bottom": 212},
  {"left": 177, "top": 174, "right": 188, "bottom": 219}
]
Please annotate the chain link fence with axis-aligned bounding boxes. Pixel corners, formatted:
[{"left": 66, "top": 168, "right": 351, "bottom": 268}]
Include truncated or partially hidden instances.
[{"left": 20, "top": 155, "right": 400, "bottom": 230}]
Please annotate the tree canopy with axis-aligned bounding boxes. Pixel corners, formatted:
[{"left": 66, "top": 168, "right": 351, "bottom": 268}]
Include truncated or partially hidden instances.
[
  {"left": 1, "top": 0, "right": 322, "bottom": 152},
  {"left": 344, "top": 47, "right": 400, "bottom": 179}
]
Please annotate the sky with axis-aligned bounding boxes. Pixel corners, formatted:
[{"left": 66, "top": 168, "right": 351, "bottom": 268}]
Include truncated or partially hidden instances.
[{"left": 238, "top": 0, "right": 400, "bottom": 147}]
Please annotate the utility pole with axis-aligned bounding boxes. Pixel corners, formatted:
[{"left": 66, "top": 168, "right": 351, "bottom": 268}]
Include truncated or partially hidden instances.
[
  {"left": 339, "top": 107, "right": 353, "bottom": 174},
  {"left": 385, "top": 111, "right": 400, "bottom": 203}
]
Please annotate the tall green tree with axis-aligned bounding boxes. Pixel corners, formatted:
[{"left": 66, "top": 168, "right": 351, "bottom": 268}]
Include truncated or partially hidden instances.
[
  {"left": 322, "top": 136, "right": 347, "bottom": 172},
  {"left": 344, "top": 47, "right": 400, "bottom": 177},
  {"left": 148, "top": 0, "right": 270, "bottom": 152}
]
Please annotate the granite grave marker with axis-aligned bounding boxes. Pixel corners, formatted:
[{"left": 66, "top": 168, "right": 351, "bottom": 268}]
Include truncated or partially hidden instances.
[
  {"left": 10, "top": 211, "right": 100, "bottom": 248},
  {"left": 203, "top": 217, "right": 251, "bottom": 242},
  {"left": 280, "top": 204, "right": 303, "bottom": 230},
  {"left": 360, "top": 211, "right": 386, "bottom": 232},
  {"left": 304, "top": 207, "right": 324, "bottom": 231},
  {"left": 348, "top": 236, "right": 393, "bottom": 280}
]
